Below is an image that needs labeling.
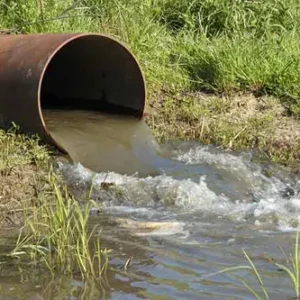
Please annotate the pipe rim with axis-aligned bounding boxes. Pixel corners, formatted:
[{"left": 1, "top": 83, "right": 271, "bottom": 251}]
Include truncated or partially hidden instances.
[{"left": 37, "top": 33, "right": 147, "bottom": 153}]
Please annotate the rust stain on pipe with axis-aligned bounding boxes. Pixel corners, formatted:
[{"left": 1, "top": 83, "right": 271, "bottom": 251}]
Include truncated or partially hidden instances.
[{"left": 0, "top": 33, "right": 146, "bottom": 152}]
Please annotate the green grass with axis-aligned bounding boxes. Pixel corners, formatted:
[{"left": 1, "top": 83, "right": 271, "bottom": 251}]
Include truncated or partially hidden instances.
[
  {"left": 1, "top": 0, "right": 300, "bottom": 106},
  {"left": 8, "top": 170, "right": 109, "bottom": 278},
  {"left": 0, "top": 126, "right": 108, "bottom": 278},
  {"left": 0, "top": 123, "right": 50, "bottom": 173},
  {"left": 0, "top": 0, "right": 300, "bottom": 165},
  {"left": 214, "top": 231, "right": 300, "bottom": 300}
]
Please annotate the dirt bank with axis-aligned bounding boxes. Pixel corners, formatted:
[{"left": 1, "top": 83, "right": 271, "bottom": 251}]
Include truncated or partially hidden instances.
[
  {"left": 146, "top": 91, "right": 300, "bottom": 169},
  {"left": 0, "top": 129, "right": 50, "bottom": 227}
]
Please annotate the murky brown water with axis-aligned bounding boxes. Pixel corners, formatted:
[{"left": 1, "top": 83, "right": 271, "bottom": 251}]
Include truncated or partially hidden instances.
[
  {"left": 1, "top": 110, "right": 300, "bottom": 299},
  {"left": 43, "top": 109, "right": 163, "bottom": 176}
]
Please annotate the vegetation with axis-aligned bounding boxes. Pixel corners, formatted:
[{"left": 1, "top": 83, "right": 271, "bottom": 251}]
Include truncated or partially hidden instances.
[
  {"left": 0, "top": 125, "right": 49, "bottom": 225},
  {"left": 0, "top": 0, "right": 299, "bottom": 165},
  {"left": 0, "top": 127, "right": 108, "bottom": 279},
  {"left": 1, "top": 0, "right": 299, "bottom": 105},
  {"left": 9, "top": 171, "right": 109, "bottom": 277},
  {"left": 216, "top": 231, "right": 300, "bottom": 300}
]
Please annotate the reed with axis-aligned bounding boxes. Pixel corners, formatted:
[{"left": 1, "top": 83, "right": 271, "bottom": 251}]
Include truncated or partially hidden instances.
[
  {"left": 217, "top": 231, "right": 300, "bottom": 300},
  {"left": 8, "top": 170, "right": 109, "bottom": 278}
]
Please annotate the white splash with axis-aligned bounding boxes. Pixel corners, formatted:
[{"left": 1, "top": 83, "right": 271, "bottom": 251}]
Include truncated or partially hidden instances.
[{"left": 57, "top": 144, "right": 300, "bottom": 232}]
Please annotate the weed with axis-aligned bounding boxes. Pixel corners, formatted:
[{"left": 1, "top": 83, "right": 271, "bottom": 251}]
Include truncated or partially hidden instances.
[
  {"left": 214, "top": 231, "right": 300, "bottom": 300},
  {"left": 8, "top": 171, "right": 109, "bottom": 278},
  {"left": 0, "top": 124, "right": 49, "bottom": 172},
  {"left": 1, "top": 0, "right": 300, "bottom": 164}
]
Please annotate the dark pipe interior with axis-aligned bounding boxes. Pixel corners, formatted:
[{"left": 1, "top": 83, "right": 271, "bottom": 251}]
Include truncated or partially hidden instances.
[{"left": 41, "top": 35, "right": 145, "bottom": 117}]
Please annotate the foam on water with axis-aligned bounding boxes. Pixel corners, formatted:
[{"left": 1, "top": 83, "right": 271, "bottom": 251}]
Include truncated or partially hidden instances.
[
  {"left": 57, "top": 142, "right": 300, "bottom": 232},
  {"left": 173, "top": 144, "right": 287, "bottom": 194}
]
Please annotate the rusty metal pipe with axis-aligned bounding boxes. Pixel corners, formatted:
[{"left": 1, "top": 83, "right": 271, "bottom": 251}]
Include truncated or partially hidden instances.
[{"left": 0, "top": 33, "right": 146, "bottom": 152}]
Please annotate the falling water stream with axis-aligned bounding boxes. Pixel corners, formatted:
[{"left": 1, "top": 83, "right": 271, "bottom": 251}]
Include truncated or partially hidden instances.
[{"left": 2, "top": 109, "right": 300, "bottom": 299}]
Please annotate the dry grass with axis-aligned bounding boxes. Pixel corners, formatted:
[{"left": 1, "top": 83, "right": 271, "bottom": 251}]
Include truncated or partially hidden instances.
[
  {"left": 146, "top": 91, "right": 300, "bottom": 168},
  {"left": 0, "top": 126, "right": 50, "bottom": 226}
]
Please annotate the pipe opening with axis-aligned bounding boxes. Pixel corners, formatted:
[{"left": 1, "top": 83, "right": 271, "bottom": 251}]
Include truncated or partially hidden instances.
[{"left": 40, "top": 35, "right": 146, "bottom": 118}]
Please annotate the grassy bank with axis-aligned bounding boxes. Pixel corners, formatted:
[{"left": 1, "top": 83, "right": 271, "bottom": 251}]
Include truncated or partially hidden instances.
[
  {"left": 2, "top": 0, "right": 300, "bottom": 101},
  {"left": 0, "top": 126, "right": 49, "bottom": 226},
  {"left": 1, "top": 0, "right": 299, "bottom": 166}
]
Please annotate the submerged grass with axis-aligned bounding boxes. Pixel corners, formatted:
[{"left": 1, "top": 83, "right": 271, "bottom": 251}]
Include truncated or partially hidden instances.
[{"left": 216, "top": 231, "right": 300, "bottom": 300}]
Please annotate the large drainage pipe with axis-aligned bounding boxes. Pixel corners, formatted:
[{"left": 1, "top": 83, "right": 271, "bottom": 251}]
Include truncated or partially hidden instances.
[{"left": 0, "top": 33, "right": 146, "bottom": 153}]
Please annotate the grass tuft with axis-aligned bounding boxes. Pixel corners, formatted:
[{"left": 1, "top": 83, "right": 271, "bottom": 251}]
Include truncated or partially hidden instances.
[
  {"left": 0, "top": 124, "right": 49, "bottom": 173},
  {"left": 215, "top": 231, "right": 300, "bottom": 300},
  {"left": 7, "top": 170, "right": 109, "bottom": 278}
]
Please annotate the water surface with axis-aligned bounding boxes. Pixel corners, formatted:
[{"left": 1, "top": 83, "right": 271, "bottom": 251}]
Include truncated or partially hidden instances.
[{"left": 2, "top": 110, "right": 300, "bottom": 299}]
